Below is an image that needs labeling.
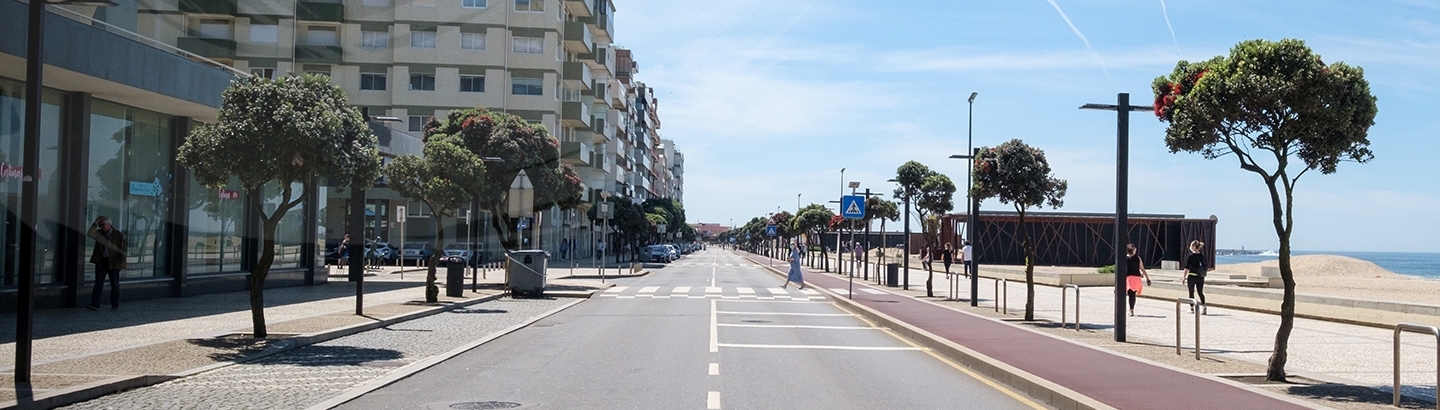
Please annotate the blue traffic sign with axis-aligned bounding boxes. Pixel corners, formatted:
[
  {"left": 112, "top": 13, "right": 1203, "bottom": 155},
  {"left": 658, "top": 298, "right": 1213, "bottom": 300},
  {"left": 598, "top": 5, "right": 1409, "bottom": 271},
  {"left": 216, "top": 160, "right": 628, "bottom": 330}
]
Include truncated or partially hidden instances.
[
  {"left": 841, "top": 195, "right": 866, "bottom": 219},
  {"left": 765, "top": 224, "right": 778, "bottom": 237}
]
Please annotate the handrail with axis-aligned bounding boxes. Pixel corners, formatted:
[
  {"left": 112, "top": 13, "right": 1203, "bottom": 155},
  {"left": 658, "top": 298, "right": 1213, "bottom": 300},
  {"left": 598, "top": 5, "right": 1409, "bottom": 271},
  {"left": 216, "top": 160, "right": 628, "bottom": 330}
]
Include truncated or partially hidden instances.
[
  {"left": 994, "top": 277, "right": 1008, "bottom": 314},
  {"left": 1061, "top": 284, "right": 1080, "bottom": 330},
  {"left": 1176, "top": 298, "right": 1201, "bottom": 360},
  {"left": 1392, "top": 323, "right": 1440, "bottom": 409},
  {"left": 46, "top": 4, "right": 248, "bottom": 77}
]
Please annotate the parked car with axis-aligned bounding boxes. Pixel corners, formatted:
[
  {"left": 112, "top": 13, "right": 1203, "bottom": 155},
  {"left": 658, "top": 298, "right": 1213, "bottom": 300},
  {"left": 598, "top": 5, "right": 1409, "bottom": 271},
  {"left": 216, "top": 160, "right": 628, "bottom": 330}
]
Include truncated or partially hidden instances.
[
  {"left": 442, "top": 243, "right": 482, "bottom": 266},
  {"left": 646, "top": 245, "right": 673, "bottom": 263},
  {"left": 401, "top": 242, "right": 435, "bottom": 265},
  {"left": 365, "top": 242, "right": 399, "bottom": 265},
  {"left": 662, "top": 244, "right": 680, "bottom": 261}
]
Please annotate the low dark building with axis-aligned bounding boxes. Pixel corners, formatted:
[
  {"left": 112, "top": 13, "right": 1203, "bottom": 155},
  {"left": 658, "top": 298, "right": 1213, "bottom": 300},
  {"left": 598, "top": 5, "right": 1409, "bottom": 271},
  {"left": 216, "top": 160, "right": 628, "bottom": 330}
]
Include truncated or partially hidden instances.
[{"left": 938, "top": 211, "right": 1216, "bottom": 268}]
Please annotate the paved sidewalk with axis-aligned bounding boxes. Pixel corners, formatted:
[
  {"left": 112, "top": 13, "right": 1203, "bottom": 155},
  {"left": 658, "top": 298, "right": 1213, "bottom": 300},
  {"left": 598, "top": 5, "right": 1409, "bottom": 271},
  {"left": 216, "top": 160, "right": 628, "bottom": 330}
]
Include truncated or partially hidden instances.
[
  {"left": 746, "top": 250, "right": 1398, "bottom": 409},
  {"left": 1, "top": 265, "right": 628, "bottom": 409}
]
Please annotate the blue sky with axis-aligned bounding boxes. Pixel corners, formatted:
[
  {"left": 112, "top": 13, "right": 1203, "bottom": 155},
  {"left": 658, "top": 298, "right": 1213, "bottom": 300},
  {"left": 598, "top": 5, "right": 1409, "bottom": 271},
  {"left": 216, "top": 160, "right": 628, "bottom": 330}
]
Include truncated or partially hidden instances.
[{"left": 613, "top": 0, "right": 1440, "bottom": 253}]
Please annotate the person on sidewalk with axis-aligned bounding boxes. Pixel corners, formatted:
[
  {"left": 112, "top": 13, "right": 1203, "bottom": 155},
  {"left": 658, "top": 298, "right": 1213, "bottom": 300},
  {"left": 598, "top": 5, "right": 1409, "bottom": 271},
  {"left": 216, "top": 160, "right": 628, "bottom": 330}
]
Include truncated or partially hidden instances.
[
  {"left": 1183, "top": 240, "right": 1208, "bottom": 314},
  {"left": 1125, "top": 243, "right": 1152, "bottom": 317},
  {"left": 338, "top": 234, "right": 350, "bottom": 270},
  {"left": 920, "top": 245, "right": 933, "bottom": 273},
  {"left": 941, "top": 242, "right": 955, "bottom": 276},
  {"left": 961, "top": 240, "right": 973, "bottom": 278},
  {"left": 86, "top": 216, "right": 127, "bottom": 311},
  {"left": 781, "top": 243, "right": 805, "bottom": 290}
]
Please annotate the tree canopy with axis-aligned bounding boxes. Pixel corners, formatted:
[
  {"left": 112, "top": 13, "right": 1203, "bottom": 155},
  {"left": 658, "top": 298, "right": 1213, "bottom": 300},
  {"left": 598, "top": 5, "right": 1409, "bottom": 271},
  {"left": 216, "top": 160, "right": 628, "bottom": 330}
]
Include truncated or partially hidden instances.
[
  {"left": 1152, "top": 38, "right": 1376, "bottom": 381},
  {"left": 971, "top": 138, "right": 1067, "bottom": 319},
  {"left": 384, "top": 140, "right": 486, "bottom": 302}
]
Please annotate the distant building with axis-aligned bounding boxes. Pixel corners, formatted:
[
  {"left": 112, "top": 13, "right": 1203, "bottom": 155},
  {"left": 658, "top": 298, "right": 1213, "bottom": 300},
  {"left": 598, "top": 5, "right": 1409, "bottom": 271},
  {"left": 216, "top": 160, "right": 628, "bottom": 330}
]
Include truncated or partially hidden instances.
[
  {"left": 690, "top": 223, "right": 729, "bottom": 240},
  {"left": 938, "top": 211, "right": 1218, "bottom": 268}
]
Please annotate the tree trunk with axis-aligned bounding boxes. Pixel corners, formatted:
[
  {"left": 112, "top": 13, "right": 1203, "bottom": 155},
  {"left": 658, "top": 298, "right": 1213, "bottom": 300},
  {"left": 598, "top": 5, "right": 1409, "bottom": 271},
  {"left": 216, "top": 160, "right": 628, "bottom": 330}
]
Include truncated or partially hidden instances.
[
  {"left": 251, "top": 218, "right": 279, "bottom": 338},
  {"left": 425, "top": 212, "right": 445, "bottom": 303},
  {"left": 1020, "top": 208, "right": 1035, "bottom": 322},
  {"left": 487, "top": 203, "right": 519, "bottom": 251},
  {"left": 1265, "top": 179, "right": 1297, "bottom": 382}
]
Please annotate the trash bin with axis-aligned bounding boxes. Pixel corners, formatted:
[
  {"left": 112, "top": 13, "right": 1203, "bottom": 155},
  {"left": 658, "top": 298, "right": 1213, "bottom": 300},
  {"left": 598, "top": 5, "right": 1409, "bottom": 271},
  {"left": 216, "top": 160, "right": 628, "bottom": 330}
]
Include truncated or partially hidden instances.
[
  {"left": 445, "top": 256, "right": 466, "bottom": 297},
  {"left": 506, "top": 250, "right": 549, "bottom": 296},
  {"left": 885, "top": 263, "right": 900, "bottom": 287}
]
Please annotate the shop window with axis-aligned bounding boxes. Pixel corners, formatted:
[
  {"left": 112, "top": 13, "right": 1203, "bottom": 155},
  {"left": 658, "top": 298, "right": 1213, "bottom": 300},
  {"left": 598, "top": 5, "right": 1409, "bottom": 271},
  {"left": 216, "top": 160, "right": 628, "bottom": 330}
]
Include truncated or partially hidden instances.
[
  {"left": 0, "top": 78, "right": 65, "bottom": 286},
  {"left": 86, "top": 99, "right": 175, "bottom": 280},
  {"left": 186, "top": 176, "right": 246, "bottom": 275}
]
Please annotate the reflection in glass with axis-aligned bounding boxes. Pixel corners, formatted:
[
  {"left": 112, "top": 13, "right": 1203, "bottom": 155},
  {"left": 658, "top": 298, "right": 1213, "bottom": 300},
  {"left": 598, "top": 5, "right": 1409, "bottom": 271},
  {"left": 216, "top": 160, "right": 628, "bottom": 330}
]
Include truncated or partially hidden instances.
[{"left": 87, "top": 100, "right": 173, "bottom": 280}]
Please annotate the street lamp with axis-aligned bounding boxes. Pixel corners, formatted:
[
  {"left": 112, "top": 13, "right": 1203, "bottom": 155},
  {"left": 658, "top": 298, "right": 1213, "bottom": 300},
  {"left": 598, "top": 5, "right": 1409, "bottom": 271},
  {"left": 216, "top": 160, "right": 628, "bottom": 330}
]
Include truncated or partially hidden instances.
[
  {"left": 886, "top": 178, "right": 911, "bottom": 290},
  {"left": 948, "top": 149, "right": 981, "bottom": 306},
  {"left": 1080, "top": 93, "right": 1153, "bottom": 343}
]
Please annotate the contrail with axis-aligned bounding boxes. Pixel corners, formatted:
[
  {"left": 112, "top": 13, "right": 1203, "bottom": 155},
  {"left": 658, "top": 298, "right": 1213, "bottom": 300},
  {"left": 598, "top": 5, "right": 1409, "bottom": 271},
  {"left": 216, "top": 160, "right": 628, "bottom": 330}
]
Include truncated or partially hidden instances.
[
  {"left": 1160, "top": 0, "right": 1183, "bottom": 58},
  {"left": 1044, "top": 0, "right": 1111, "bottom": 84}
]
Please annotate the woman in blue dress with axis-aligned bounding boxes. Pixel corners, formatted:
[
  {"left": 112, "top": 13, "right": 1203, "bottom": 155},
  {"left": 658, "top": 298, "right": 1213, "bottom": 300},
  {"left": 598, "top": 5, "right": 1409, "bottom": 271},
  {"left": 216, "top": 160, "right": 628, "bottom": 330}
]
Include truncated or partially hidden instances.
[{"left": 781, "top": 242, "right": 805, "bottom": 290}]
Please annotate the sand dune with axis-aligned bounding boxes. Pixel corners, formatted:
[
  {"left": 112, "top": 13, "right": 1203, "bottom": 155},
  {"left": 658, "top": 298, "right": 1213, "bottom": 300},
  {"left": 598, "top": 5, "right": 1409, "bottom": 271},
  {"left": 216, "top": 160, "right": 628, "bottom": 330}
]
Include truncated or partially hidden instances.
[{"left": 1216, "top": 254, "right": 1440, "bottom": 305}]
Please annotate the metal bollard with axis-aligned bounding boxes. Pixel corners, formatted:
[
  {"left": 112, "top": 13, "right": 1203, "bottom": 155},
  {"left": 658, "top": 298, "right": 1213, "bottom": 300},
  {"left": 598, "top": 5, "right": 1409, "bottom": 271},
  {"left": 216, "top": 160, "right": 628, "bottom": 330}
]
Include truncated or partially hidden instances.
[
  {"left": 1061, "top": 284, "right": 1080, "bottom": 330},
  {"left": 1392, "top": 323, "right": 1440, "bottom": 409},
  {"left": 994, "top": 277, "right": 1008, "bottom": 314},
  {"left": 1175, "top": 298, "right": 1201, "bottom": 360}
]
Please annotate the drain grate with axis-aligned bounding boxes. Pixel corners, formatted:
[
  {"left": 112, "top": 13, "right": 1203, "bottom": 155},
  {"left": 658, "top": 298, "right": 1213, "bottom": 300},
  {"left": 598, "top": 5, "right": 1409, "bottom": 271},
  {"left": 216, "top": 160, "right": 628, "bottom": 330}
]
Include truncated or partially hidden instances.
[{"left": 449, "top": 402, "right": 523, "bottom": 410}]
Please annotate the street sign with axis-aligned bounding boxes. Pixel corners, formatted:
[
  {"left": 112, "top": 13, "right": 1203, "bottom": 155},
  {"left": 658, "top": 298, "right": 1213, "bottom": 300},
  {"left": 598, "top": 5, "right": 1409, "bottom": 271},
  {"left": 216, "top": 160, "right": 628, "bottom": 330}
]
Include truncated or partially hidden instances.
[
  {"left": 765, "top": 224, "right": 777, "bottom": 237},
  {"left": 517, "top": 217, "right": 530, "bottom": 231},
  {"left": 597, "top": 202, "right": 613, "bottom": 219},
  {"left": 396, "top": 206, "right": 406, "bottom": 223},
  {"left": 841, "top": 195, "right": 866, "bottom": 219}
]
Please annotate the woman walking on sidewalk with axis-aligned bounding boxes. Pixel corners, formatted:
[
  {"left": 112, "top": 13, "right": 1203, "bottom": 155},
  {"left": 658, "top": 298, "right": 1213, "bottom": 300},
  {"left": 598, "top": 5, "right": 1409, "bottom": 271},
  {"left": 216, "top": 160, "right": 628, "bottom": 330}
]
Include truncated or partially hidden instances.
[
  {"left": 1125, "top": 244, "right": 1152, "bottom": 316},
  {"left": 781, "top": 243, "right": 805, "bottom": 290},
  {"left": 1183, "top": 240, "right": 1208, "bottom": 314},
  {"left": 941, "top": 242, "right": 955, "bottom": 276}
]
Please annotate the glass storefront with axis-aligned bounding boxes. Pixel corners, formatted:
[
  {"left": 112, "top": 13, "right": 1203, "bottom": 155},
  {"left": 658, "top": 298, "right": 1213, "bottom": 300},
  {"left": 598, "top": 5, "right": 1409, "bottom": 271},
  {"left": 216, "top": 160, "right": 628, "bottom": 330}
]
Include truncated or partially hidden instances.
[
  {"left": 86, "top": 100, "right": 175, "bottom": 280},
  {"left": 186, "top": 175, "right": 246, "bottom": 275},
  {"left": 0, "top": 78, "right": 65, "bottom": 287},
  {"left": 266, "top": 181, "right": 307, "bottom": 270}
]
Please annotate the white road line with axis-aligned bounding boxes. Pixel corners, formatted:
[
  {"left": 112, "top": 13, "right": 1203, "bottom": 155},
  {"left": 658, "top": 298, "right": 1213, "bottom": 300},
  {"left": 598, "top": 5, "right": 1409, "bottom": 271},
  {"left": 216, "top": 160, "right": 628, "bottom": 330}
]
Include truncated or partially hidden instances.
[
  {"left": 617, "top": 296, "right": 635, "bottom": 299},
  {"left": 801, "top": 289, "right": 820, "bottom": 295},
  {"left": 709, "top": 299, "right": 718, "bottom": 353},
  {"left": 708, "top": 363, "right": 719, "bottom": 376},
  {"left": 767, "top": 287, "right": 788, "bottom": 295},
  {"left": 705, "top": 287, "right": 722, "bottom": 293},
  {"left": 604, "top": 286, "right": 627, "bottom": 293},
  {"left": 738, "top": 287, "right": 755, "bottom": 295},
  {"left": 860, "top": 289, "right": 887, "bottom": 295},
  {"left": 716, "top": 324, "right": 880, "bottom": 330},
  {"left": 639, "top": 286, "right": 660, "bottom": 294},
  {"left": 715, "top": 343, "right": 922, "bottom": 351},
  {"left": 829, "top": 288, "right": 851, "bottom": 295},
  {"left": 674, "top": 286, "right": 691, "bottom": 294},
  {"left": 714, "top": 311, "right": 851, "bottom": 317},
  {"left": 716, "top": 299, "right": 824, "bottom": 304},
  {"left": 707, "top": 391, "right": 721, "bottom": 409}
]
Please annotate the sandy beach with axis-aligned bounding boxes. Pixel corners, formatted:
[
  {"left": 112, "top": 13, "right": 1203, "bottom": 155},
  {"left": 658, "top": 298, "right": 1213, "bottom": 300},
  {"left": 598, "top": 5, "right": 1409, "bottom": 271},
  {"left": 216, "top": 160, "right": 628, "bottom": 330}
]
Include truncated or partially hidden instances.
[{"left": 1213, "top": 254, "right": 1440, "bottom": 306}]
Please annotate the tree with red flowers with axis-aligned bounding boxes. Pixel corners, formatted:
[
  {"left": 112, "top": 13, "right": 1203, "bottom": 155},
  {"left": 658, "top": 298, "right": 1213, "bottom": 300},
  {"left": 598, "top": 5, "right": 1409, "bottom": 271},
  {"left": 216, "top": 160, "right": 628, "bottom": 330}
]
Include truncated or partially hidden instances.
[
  {"left": 1153, "top": 38, "right": 1376, "bottom": 382},
  {"left": 971, "top": 139, "right": 1067, "bottom": 321}
]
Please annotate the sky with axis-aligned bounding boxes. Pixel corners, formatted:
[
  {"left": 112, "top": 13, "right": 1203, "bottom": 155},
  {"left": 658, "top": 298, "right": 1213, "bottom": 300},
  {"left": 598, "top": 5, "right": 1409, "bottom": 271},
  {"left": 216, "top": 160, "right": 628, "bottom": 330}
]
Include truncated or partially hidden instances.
[{"left": 611, "top": 0, "right": 1440, "bottom": 253}]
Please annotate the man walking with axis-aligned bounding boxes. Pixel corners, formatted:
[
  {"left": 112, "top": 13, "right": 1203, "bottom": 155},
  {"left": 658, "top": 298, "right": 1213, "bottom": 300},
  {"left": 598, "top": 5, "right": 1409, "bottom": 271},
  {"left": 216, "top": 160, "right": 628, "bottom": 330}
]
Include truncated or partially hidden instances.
[
  {"left": 961, "top": 240, "right": 973, "bottom": 278},
  {"left": 86, "top": 216, "right": 127, "bottom": 310}
]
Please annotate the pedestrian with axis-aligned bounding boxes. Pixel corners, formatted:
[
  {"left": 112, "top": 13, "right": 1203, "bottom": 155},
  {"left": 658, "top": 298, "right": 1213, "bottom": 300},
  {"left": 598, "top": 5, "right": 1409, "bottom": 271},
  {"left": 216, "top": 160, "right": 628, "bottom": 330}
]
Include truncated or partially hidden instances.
[
  {"left": 86, "top": 216, "right": 126, "bottom": 311},
  {"left": 920, "top": 245, "right": 933, "bottom": 272},
  {"left": 559, "top": 238, "right": 570, "bottom": 260},
  {"left": 781, "top": 243, "right": 805, "bottom": 290},
  {"left": 1182, "top": 240, "right": 1208, "bottom": 314},
  {"left": 961, "top": 240, "right": 973, "bottom": 278},
  {"left": 1124, "top": 243, "right": 1152, "bottom": 317},
  {"left": 338, "top": 234, "right": 350, "bottom": 269},
  {"left": 941, "top": 242, "right": 955, "bottom": 276}
]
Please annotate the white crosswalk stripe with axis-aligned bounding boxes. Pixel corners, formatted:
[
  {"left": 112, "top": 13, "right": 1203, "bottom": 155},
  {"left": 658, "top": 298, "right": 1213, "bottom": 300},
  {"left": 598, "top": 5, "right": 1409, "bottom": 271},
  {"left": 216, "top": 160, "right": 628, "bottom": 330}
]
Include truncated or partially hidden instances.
[{"left": 860, "top": 289, "right": 887, "bottom": 295}]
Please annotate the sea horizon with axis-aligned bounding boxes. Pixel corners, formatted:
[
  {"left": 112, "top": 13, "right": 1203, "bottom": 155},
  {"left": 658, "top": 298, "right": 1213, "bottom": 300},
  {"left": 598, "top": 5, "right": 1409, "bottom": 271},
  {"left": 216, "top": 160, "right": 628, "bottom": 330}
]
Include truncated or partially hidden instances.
[{"left": 1215, "top": 250, "right": 1440, "bottom": 279}]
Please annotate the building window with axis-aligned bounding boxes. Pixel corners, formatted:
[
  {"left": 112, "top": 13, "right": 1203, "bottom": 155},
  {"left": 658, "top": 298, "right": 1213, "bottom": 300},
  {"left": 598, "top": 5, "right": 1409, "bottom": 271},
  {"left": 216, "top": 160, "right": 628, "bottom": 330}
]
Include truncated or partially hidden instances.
[
  {"left": 87, "top": 100, "right": 176, "bottom": 279},
  {"left": 512, "top": 36, "right": 543, "bottom": 54},
  {"left": 250, "top": 68, "right": 276, "bottom": 79},
  {"left": 460, "top": 75, "right": 485, "bottom": 92},
  {"left": 250, "top": 24, "right": 278, "bottom": 43},
  {"left": 197, "top": 19, "right": 231, "bottom": 39},
  {"left": 362, "top": 0, "right": 390, "bottom": 6},
  {"left": 461, "top": 32, "right": 486, "bottom": 50},
  {"left": 305, "top": 26, "right": 338, "bottom": 46},
  {"left": 408, "top": 115, "right": 431, "bottom": 132},
  {"left": 361, "top": 30, "right": 389, "bottom": 48},
  {"left": 409, "top": 73, "right": 436, "bottom": 91},
  {"left": 463, "top": 0, "right": 487, "bottom": 8},
  {"left": 515, "top": 0, "right": 543, "bottom": 12},
  {"left": 361, "top": 73, "right": 387, "bottom": 90},
  {"left": 512, "top": 77, "right": 542, "bottom": 96},
  {"left": 411, "top": 30, "right": 437, "bottom": 48}
]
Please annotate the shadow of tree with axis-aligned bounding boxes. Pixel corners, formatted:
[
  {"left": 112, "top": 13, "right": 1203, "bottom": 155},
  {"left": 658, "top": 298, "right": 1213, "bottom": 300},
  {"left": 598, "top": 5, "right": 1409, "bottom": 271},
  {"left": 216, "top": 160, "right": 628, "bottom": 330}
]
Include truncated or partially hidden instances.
[
  {"left": 188, "top": 337, "right": 276, "bottom": 362},
  {"left": 263, "top": 345, "right": 405, "bottom": 367},
  {"left": 1285, "top": 383, "right": 1434, "bottom": 408}
]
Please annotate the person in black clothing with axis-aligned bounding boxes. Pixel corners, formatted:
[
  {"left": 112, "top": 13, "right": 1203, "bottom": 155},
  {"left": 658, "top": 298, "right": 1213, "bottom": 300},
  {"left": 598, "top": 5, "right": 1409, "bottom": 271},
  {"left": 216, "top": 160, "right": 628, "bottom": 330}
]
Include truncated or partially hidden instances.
[
  {"left": 941, "top": 242, "right": 955, "bottom": 275},
  {"left": 1124, "top": 244, "right": 1152, "bottom": 316},
  {"left": 1183, "top": 240, "right": 1208, "bottom": 314},
  {"left": 86, "top": 216, "right": 127, "bottom": 311}
]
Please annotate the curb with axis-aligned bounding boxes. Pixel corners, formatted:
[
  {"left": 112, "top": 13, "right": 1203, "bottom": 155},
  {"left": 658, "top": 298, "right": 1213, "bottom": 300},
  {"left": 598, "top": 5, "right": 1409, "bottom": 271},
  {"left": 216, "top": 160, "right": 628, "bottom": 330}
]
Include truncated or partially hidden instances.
[{"left": 2, "top": 292, "right": 506, "bottom": 410}]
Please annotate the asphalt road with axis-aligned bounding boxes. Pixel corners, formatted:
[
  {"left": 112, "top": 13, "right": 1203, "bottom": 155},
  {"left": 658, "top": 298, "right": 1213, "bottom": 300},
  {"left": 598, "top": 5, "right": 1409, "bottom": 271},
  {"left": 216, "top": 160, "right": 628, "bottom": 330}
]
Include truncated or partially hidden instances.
[{"left": 336, "top": 248, "right": 1046, "bottom": 410}]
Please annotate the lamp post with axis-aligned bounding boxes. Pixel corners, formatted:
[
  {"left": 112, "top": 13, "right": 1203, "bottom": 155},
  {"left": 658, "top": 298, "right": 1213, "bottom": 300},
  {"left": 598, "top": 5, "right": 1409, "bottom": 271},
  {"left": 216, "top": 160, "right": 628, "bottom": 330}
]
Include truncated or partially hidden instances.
[
  {"left": 949, "top": 148, "right": 981, "bottom": 306},
  {"left": 886, "top": 178, "right": 911, "bottom": 290},
  {"left": 1081, "top": 93, "right": 1153, "bottom": 343},
  {"left": 838, "top": 168, "right": 845, "bottom": 274},
  {"left": 598, "top": 191, "right": 611, "bottom": 281}
]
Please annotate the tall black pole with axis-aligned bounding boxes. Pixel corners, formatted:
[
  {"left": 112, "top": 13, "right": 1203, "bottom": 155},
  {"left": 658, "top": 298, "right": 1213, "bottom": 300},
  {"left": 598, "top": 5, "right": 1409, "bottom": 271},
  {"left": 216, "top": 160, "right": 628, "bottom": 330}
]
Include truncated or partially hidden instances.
[
  {"left": 1114, "top": 93, "right": 1131, "bottom": 343},
  {"left": 902, "top": 197, "right": 910, "bottom": 290},
  {"left": 15, "top": 0, "right": 46, "bottom": 384},
  {"left": 969, "top": 148, "right": 981, "bottom": 307},
  {"left": 349, "top": 188, "right": 367, "bottom": 315}
]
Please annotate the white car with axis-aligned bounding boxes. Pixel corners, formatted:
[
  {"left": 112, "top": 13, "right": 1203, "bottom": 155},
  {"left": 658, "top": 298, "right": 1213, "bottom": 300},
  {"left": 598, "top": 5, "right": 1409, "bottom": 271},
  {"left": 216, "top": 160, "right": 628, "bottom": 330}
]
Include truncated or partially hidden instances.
[{"left": 442, "top": 243, "right": 479, "bottom": 266}]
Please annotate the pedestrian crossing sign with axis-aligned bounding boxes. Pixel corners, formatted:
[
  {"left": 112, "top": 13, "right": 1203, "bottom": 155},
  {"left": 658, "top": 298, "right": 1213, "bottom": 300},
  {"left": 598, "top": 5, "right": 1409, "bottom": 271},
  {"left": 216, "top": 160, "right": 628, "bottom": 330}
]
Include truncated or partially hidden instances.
[{"left": 841, "top": 195, "right": 866, "bottom": 219}]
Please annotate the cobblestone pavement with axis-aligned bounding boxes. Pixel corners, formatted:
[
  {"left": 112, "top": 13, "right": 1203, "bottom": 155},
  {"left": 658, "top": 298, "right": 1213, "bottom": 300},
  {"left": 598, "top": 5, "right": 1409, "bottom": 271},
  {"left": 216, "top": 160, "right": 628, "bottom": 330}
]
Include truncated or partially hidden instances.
[{"left": 58, "top": 297, "right": 574, "bottom": 410}]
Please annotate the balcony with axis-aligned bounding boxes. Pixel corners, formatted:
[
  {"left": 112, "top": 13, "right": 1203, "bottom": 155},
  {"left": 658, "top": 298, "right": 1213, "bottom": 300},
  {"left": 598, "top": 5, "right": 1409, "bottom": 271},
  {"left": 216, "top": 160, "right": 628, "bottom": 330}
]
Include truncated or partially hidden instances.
[
  {"left": 589, "top": 152, "right": 607, "bottom": 170},
  {"left": 177, "top": 37, "right": 236, "bottom": 60},
  {"left": 295, "top": 44, "right": 343, "bottom": 64},
  {"left": 564, "top": 0, "right": 593, "bottom": 17},
  {"left": 297, "top": 1, "right": 345, "bottom": 22},
  {"left": 563, "top": 22, "right": 593, "bottom": 54},
  {"left": 579, "top": 12, "right": 612, "bottom": 40},
  {"left": 180, "top": 0, "right": 237, "bottom": 15},
  {"left": 562, "top": 62, "right": 592, "bottom": 90},
  {"left": 561, "top": 141, "right": 593, "bottom": 166},
  {"left": 562, "top": 101, "right": 592, "bottom": 128}
]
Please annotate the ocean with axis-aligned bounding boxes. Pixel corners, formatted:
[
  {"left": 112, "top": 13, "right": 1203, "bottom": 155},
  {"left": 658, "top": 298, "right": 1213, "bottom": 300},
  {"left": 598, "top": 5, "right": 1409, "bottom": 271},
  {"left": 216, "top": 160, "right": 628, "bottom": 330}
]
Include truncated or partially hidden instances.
[{"left": 1215, "top": 251, "right": 1440, "bottom": 280}]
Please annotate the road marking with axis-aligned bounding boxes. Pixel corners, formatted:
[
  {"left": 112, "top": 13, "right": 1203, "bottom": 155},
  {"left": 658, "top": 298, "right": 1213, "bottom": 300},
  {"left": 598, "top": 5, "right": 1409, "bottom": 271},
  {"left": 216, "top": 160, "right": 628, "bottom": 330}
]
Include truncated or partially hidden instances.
[
  {"left": 860, "top": 289, "right": 887, "bottom": 295},
  {"left": 639, "top": 286, "right": 660, "bottom": 294},
  {"left": 801, "top": 289, "right": 820, "bottom": 295},
  {"left": 674, "top": 286, "right": 691, "bottom": 294},
  {"left": 716, "top": 343, "right": 921, "bottom": 351},
  {"left": 604, "top": 287, "right": 626, "bottom": 293},
  {"left": 716, "top": 299, "right": 824, "bottom": 304},
  {"left": 705, "top": 287, "right": 722, "bottom": 293},
  {"left": 709, "top": 299, "right": 718, "bottom": 353},
  {"left": 738, "top": 287, "right": 755, "bottom": 295},
  {"left": 829, "top": 288, "right": 851, "bottom": 295},
  {"left": 715, "top": 311, "right": 850, "bottom": 317},
  {"left": 708, "top": 363, "right": 719, "bottom": 375},
  {"left": 767, "top": 287, "right": 788, "bottom": 294},
  {"left": 716, "top": 324, "right": 880, "bottom": 330},
  {"left": 707, "top": 391, "right": 720, "bottom": 409}
]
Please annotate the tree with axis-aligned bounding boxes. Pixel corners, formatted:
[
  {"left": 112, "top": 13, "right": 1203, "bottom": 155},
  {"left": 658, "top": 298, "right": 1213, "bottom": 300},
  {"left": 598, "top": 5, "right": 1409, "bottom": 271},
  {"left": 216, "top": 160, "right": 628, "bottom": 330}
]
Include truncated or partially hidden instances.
[
  {"left": 866, "top": 197, "right": 900, "bottom": 266},
  {"left": 971, "top": 139, "right": 1067, "bottom": 321},
  {"left": 792, "top": 204, "right": 835, "bottom": 268},
  {"left": 384, "top": 141, "right": 486, "bottom": 303},
  {"left": 178, "top": 74, "right": 381, "bottom": 338},
  {"left": 1152, "top": 38, "right": 1376, "bottom": 381},
  {"left": 893, "top": 161, "right": 956, "bottom": 297},
  {"left": 424, "top": 108, "right": 582, "bottom": 251}
]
